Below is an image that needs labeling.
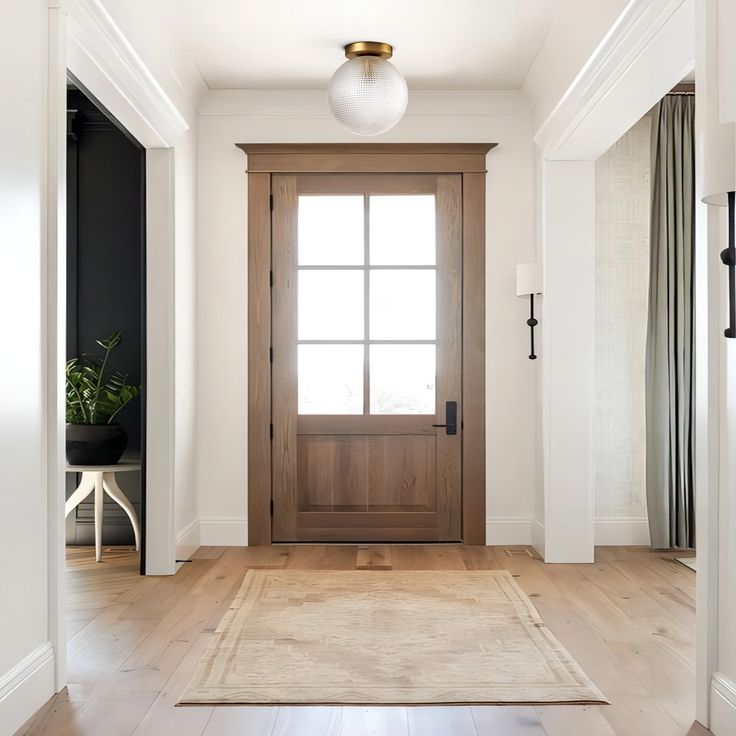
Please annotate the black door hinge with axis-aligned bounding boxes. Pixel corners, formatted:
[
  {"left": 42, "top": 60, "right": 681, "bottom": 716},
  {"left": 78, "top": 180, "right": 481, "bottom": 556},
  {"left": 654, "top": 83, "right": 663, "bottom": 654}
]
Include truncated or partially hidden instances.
[
  {"left": 269, "top": 270, "right": 274, "bottom": 287},
  {"left": 269, "top": 347, "right": 273, "bottom": 363},
  {"left": 270, "top": 499, "right": 274, "bottom": 516},
  {"left": 269, "top": 194, "right": 274, "bottom": 211},
  {"left": 269, "top": 423, "right": 273, "bottom": 439}
]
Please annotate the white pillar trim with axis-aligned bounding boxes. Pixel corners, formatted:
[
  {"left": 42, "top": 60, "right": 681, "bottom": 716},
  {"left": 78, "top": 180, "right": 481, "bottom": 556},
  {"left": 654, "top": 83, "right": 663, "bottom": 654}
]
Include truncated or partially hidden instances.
[{"left": 539, "top": 159, "right": 596, "bottom": 563}]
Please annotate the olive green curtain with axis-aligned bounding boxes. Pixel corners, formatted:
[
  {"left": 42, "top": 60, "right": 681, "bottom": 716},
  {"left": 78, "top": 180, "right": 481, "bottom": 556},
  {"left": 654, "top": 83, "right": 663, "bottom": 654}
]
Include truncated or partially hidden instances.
[{"left": 645, "top": 94, "right": 695, "bottom": 549}]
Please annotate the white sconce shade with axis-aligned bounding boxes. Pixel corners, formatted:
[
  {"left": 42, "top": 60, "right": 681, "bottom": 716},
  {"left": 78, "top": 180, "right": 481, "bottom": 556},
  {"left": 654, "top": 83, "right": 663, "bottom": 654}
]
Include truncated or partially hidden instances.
[
  {"left": 516, "top": 263, "right": 542, "bottom": 297},
  {"left": 701, "top": 118, "right": 736, "bottom": 206},
  {"left": 699, "top": 3, "right": 736, "bottom": 206}
]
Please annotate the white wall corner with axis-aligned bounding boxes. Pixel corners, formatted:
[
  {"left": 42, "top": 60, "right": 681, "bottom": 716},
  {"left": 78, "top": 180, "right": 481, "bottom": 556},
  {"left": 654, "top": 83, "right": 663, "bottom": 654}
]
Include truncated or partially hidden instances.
[
  {"left": 175, "top": 518, "right": 201, "bottom": 564},
  {"left": 485, "top": 517, "right": 532, "bottom": 546},
  {"left": 0, "top": 643, "right": 54, "bottom": 736},
  {"left": 199, "top": 517, "right": 248, "bottom": 547},
  {"left": 711, "top": 673, "right": 736, "bottom": 735},
  {"left": 594, "top": 517, "right": 651, "bottom": 546},
  {"left": 531, "top": 520, "right": 545, "bottom": 559}
]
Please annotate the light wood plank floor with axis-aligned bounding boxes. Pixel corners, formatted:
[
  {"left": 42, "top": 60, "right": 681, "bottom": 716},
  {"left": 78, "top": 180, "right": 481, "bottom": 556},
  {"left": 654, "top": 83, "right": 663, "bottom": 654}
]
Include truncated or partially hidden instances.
[{"left": 17, "top": 544, "right": 705, "bottom": 736}]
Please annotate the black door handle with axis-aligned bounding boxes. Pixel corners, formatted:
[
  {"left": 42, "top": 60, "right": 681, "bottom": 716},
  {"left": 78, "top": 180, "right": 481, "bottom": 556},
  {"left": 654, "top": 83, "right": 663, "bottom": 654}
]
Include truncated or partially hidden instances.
[{"left": 432, "top": 400, "right": 457, "bottom": 435}]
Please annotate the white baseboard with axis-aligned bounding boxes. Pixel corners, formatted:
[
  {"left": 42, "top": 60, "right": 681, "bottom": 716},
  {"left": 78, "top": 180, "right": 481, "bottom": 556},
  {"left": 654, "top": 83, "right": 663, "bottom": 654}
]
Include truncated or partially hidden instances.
[
  {"left": 175, "top": 518, "right": 201, "bottom": 563},
  {"left": 485, "top": 517, "right": 532, "bottom": 545},
  {"left": 594, "top": 517, "right": 650, "bottom": 545},
  {"left": 190, "top": 515, "right": 649, "bottom": 549},
  {"left": 711, "top": 672, "right": 736, "bottom": 735},
  {"left": 199, "top": 516, "right": 248, "bottom": 546},
  {"left": 0, "top": 642, "right": 54, "bottom": 735}
]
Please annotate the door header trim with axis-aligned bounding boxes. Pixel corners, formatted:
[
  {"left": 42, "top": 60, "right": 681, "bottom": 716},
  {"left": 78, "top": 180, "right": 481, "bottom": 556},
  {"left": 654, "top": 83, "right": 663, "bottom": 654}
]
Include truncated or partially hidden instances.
[{"left": 236, "top": 143, "right": 496, "bottom": 174}]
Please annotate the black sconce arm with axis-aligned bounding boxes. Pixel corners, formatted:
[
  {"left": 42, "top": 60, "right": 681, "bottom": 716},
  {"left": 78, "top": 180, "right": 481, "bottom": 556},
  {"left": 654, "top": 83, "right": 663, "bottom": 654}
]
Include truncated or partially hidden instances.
[
  {"left": 722, "top": 191, "right": 736, "bottom": 339},
  {"left": 527, "top": 294, "right": 538, "bottom": 360}
]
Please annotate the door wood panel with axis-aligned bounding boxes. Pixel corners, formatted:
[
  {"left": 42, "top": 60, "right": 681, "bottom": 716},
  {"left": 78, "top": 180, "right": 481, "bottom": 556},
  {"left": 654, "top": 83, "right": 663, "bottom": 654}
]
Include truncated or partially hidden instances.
[
  {"left": 297, "top": 434, "right": 436, "bottom": 511},
  {"left": 297, "top": 435, "right": 370, "bottom": 509},
  {"left": 271, "top": 173, "right": 463, "bottom": 542},
  {"left": 367, "top": 435, "right": 435, "bottom": 509}
]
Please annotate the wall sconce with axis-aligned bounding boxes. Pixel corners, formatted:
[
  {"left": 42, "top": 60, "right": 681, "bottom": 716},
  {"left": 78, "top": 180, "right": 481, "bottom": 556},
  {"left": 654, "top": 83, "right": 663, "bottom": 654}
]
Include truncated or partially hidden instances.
[
  {"left": 703, "top": 171, "right": 736, "bottom": 339},
  {"left": 516, "top": 263, "right": 542, "bottom": 359}
]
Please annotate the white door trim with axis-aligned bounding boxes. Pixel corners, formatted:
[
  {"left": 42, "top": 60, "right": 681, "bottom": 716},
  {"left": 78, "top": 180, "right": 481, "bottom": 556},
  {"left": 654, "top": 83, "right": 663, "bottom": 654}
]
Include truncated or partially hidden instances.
[
  {"left": 46, "top": 0, "right": 185, "bottom": 692},
  {"left": 535, "top": 0, "right": 694, "bottom": 160},
  {"left": 534, "top": 0, "right": 717, "bottom": 729},
  {"left": 45, "top": 1, "right": 69, "bottom": 695}
]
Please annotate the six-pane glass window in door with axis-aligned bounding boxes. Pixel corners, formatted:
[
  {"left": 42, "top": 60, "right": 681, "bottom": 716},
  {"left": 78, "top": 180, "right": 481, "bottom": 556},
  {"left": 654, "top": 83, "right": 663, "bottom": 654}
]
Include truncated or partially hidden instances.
[{"left": 297, "top": 193, "right": 437, "bottom": 415}]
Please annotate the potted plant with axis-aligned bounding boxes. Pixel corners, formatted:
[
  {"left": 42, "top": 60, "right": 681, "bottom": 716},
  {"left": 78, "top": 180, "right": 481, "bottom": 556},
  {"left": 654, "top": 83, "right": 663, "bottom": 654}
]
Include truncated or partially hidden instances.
[{"left": 66, "top": 332, "right": 140, "bottom": 465}]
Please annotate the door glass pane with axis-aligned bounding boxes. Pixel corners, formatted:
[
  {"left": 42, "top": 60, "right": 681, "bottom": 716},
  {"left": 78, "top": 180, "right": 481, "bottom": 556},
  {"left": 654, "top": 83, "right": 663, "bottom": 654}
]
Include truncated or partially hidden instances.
[
  {"left": 298, "top": 344, "right": 364, "bottom": 414},
  {"left": 298, "top": 196, "right": 364, "bottom": 265},
  {"left": 299, "top": 270, "right": 364, "bottom": 340},
  {"left": 370, "top": 270, "right": 435, "bottom": 340},
  {"left": 370, "top": 344, "right": 436, "bottom": 415},
  {"left": 370, "top": 195, "right": 436, "bottom": 265}
]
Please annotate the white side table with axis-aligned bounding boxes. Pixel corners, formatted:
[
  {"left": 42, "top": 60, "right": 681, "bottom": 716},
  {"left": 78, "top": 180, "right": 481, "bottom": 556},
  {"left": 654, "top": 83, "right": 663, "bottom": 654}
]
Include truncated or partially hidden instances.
[{"left": 65, "top": 461, "right": 141, "bottom": 562}]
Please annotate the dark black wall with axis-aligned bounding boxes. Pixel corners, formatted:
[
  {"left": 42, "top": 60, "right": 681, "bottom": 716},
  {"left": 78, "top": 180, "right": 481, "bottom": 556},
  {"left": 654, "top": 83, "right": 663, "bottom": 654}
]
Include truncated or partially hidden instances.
[{"left": 66, "top": 86, "right": 145, "bottom": 547}]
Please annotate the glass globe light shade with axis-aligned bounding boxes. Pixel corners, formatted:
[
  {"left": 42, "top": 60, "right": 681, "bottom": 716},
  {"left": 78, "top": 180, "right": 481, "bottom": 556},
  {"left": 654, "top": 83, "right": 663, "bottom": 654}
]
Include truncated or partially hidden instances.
[{"left": 328, "top": 55, "right": 408, "bottom": 136}]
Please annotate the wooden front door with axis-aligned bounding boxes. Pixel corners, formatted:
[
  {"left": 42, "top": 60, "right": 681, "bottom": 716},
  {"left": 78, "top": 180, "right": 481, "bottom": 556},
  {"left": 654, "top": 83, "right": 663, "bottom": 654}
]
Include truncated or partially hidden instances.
[{"left": 271, "top": 173, "right": 463, "bottom": 542}]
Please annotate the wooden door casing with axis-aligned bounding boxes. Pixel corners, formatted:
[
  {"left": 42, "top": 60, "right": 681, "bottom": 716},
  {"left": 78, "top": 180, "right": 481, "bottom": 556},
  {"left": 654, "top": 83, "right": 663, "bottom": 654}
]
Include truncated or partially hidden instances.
[
  {"left": 271, "top": 173, "right": 462, "bottom": 542},
  {"left": 241, "top": 144, "right": 490, "bottom": 546}
]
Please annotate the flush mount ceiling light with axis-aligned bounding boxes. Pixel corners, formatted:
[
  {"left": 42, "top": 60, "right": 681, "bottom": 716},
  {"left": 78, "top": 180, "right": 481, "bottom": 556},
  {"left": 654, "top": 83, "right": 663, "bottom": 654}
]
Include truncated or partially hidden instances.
[{"left": 328, "top": 42, "right": 408, "bottom": 136}]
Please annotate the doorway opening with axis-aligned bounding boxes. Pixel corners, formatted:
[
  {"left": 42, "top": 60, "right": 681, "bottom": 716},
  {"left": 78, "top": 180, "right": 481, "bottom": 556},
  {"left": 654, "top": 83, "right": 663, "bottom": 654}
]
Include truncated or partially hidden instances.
[
  {"left": 64, "top": 78, "right": 147, "bottom": 575},
  {"left": 593, "top": 82, "right": 696, "bottom": 558}
]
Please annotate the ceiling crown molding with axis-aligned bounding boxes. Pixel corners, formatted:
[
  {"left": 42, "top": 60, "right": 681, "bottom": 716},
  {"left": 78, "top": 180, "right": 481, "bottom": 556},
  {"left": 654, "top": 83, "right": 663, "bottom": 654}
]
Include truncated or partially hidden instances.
[
  {"left": 534, "top": 0, "right": 693, "bottom": 157},
  {"left": 63, "top": 0, "right": 189, "bottom": 147}
]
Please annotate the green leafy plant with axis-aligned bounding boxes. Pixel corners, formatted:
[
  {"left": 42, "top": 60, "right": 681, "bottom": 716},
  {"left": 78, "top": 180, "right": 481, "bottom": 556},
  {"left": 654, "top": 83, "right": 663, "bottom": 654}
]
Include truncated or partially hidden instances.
[{"left": 66, "top": 332, "right": 140, "bottom": 425}]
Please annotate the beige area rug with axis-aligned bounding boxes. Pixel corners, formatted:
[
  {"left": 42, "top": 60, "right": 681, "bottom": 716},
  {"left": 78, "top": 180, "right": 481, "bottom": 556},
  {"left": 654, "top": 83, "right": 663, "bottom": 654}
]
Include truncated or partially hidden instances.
[
  {"left": 179, "top": 570, "right": 607, "bottom": 706},
  {"left": 675, "top": 556, "right": 696, "bottom": 572}
]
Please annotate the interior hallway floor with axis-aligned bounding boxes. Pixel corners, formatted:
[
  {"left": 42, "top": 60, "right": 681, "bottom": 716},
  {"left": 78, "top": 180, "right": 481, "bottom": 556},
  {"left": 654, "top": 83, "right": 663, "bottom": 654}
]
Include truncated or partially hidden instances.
[{"left": 16, "top": 544, "right": 700, "bottom": 736}]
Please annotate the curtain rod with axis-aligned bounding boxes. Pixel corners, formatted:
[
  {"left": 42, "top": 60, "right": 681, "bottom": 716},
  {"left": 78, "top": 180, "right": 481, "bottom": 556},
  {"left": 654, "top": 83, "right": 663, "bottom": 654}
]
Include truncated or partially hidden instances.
[{"left": 669, "top": 83, "right": 695, "bottom": 95}]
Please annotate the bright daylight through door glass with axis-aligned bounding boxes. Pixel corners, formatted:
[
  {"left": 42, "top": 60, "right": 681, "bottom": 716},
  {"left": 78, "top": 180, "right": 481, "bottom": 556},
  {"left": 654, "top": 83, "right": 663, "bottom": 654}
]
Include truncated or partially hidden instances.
[
  {"left": 298, "top": 344, "right": 363, "bottom": 414},
  {"left": 369, "top": 195, "right": 436, "bottom": 265},
  {"left": 370, "top": 344, "right": 436, "bottom": 415},
  {"left": 298, "top": 196, "right": 364, "bottom": 265},
  {"left": 370, "top": 269, "right": 435, "bottom": 341},
  {"left": 298, "top": 270, "right": 364, "bottom": 340},
  {"left": 296, "top": 193, "right": 437, "bottom": 415}
]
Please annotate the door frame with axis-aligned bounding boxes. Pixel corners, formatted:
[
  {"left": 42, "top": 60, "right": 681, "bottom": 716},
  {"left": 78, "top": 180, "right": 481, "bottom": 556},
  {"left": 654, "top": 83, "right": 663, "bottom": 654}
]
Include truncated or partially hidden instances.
[
  {"left": 238, "top": 143, "right": 494, "bottom": 545},
  {"left": 46, "top": 2, "right": 187, "bottom": 692}
]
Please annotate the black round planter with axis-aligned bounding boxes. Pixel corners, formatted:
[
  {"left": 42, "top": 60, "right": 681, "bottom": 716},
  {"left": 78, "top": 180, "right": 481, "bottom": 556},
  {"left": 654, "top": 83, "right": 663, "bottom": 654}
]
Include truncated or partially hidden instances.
[{"left": 66, "top": 424, "right": 128, "bottom": 466}]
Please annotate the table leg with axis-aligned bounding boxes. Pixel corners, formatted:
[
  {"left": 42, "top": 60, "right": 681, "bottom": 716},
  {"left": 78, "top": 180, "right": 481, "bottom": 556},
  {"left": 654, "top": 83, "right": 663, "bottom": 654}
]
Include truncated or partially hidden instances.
[
  {"left": 94, "top": 472, "right": 104, "bottom": 562},
  {"left": 64, "top": 473, "right": 95, "bottom": 518},
  {"left": 102, "top": 473, "right": 141, "bottom": 552}
]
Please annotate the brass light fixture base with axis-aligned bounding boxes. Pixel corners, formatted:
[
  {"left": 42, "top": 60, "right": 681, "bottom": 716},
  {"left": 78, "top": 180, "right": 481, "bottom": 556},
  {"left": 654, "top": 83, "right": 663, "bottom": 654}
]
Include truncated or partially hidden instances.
[{"left": 344, "top": 42, "right": 393, "bottom": 60}]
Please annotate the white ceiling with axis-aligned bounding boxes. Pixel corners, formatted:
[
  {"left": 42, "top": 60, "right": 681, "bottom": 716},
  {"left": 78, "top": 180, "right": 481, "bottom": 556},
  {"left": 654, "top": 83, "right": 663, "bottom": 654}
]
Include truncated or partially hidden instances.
[{"left": 125, "top": 0, "right": 554, "bottom": 91}]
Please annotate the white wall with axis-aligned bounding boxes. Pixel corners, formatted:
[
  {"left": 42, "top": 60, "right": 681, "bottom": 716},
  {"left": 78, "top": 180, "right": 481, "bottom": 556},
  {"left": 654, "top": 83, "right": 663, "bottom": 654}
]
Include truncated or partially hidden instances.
[
  {"left": 196, "top": 90, "right": 539, "bottom": 545},
  {"left": 0, "top": 1, "right": 55, "bottom": 732},
  {"left": 594, "top": 115, "right": 651, "bottom": 546}
]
